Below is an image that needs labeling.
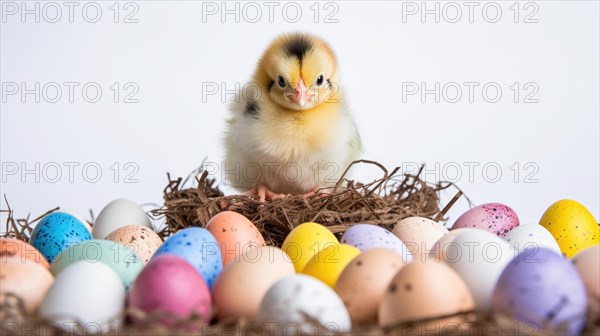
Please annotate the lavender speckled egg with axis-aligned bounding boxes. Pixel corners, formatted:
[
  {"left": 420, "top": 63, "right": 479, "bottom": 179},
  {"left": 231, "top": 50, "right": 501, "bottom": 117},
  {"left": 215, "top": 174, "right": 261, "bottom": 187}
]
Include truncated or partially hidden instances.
[
  {"left": 492, "top": 248, "right": 587, "bottom": 334},
  {"left": 29, "top": 212, "right": 93, "bottom": 263},
  {"left": 152, "top": 227, "right": 222, "bottom": 289},
  {"left": 452, "top": 203, "right": 519, "bottom": 237},
  {"left": 341, "top": 224, "right": 412, "bottom": 262}
]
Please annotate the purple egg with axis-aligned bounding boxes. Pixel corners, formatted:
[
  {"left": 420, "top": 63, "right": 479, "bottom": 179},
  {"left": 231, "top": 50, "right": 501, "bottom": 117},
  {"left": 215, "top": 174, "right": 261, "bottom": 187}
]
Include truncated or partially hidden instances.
[
  {"left": 452, "top": 203, "right": 519, "bottom": 237},
  {"left": 492, "top": 248, "right": 587, "bottom": 334},
  {"left": 341, "top": 224, "right": 412, "bottom": 262}
]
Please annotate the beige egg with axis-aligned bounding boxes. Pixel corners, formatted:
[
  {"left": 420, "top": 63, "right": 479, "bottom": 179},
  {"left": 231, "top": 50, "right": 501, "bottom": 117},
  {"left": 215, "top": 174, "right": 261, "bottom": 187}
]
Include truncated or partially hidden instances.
[
  {"left": 212, "top": 246, "right": 295, "bottom": 320},
  {"left": 572, "top": 244, "right": 600, "bottom": 317},
  {"left": 427, "top": 228, "right": 469, "bottom": 261},
  {"left": 379, "top": 261, "right": 474, "bottom": 328},
  {"left": 0, "top": 257, "right": 54, "bottom": 313},
  {"left": 335, "top": 249, "right": 408, "bottom": 326},
  {"left": 393, "top": 217, "right": 449, "bottom": 262},
  {"left": 105, "top": 225, "right": 162, "bottom": 264}
]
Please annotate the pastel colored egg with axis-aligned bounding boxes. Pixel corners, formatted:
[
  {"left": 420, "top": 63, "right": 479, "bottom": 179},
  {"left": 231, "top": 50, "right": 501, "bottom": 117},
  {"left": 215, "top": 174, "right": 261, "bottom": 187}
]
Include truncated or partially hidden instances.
[
  {"left": 393, "top": 216, "right": 449, "bottom": 262},
  {"left": 152, "top": 227, "right": 222, "bottom": 289},
  {"left": 340, "top": 224, "right": 412, "bottom": 262},
  {"left": 213, "top": 246, "right": 295, "bottom": 320},
  {"left": 282, "top": 222, "right": 339, "bottom": 273},
  {"left": 206, "top": 211, "right": 266, "bottom": 267},
  {"left": 492, "top": 248, "right": 587, "bottom": 334},
  {"left": 335, "top": 249, "right": 408, "bottom": 325},
  {"left": 105, "top": 225, "right": 163, "bottom": 264},
  {"left": 0, "top": 238, "right": 49, "bottom": 269},
  {"left": 539, "top": 199, "right": 599, "bottom": 257},
  {"left": 503, "top": 224, "right": 561, "bottom": 255},
  {"left": 0, "top": 257, "right": 54, "bottom": 313},
  {"left": 51, "top": 240, "right": 143, "bottom": 290},
  {"left": 571, "top": 244, "right": 600, "bottom": 318},
  {"left": 302, "top": 243, "right": 361, "bottom": 288},
  {"left": 92, "top": 198, "right": 153, "bottom": 239},
  {"left": 30, "top": 212, "right": 92, "bottom": 263},
  {"left": 129, "top": 254, "right": 212, "bottom": 325},
  {"left": 257, "top": 274, "right": 352, "bottom": 333},
  {"left": 452, "top": 203, "right": 520, "bottom": 237}
]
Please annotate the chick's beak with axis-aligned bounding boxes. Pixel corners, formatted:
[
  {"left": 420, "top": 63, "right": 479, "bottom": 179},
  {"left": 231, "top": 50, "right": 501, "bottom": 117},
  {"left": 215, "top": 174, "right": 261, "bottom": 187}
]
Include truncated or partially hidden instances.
[{"left": 289, "top": 77, "right": 312, "bottom": 106}]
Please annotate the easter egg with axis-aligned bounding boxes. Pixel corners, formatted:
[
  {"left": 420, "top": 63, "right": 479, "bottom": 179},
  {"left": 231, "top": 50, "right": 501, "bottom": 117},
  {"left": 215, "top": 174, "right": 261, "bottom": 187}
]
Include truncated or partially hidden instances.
[
  {"left": 152, "top": 227, "right": 222, "bottom": 289},
  {"left": 129, "top": 254, "right": 212, "bottom": 325},
  {"left": 0, "top": 257, "right": 54, "bottom": 313},
  {"left": 379, "top": 261, "right": 475, "bottom": 328},
  {"left": 105, "top": 225, "right": 163, "bottom": 264},
  {"left": 206, "top": 211, "right": 266, "bottom": 267},
  {"left": 282, "top": 222, "right": 338, "bottom": 273},
  {"left": 51, "top": 240, "right": 143, "bottom": 290},
  {"left": 492, "top": 248, "right": 587, "bottom": 334},
  {"left": 340, "top": 224, "right": 412, "bottom": 262},
  {"left": 452, "top": 203, "right": 519, "bottom": 237},
  {"left": 0, "top": 238, "right": 49, "bottom": 269},
  {"left": 393, "top": 216, "right": 448, "bottom": 262},
  {"left": 539, "top": 199, "right": 599, "bottom": 257},
  {"left": 213, "top": 246, "right": 295, "bottom": 320},
  {"left": 92, "top": 198, "right": 153, "bottom": 239},
  {"left": 257, "top": 274, "right": 352, "bottom": 333},
  {"left": 30, "top": 212, "right": 92, "bottom": 263},
  {"left": 39, "top": 260, "right": 125, "bottom": 331},
  {"left": 302, "top": 243, "right": 361, "bottom": 288},
  {"left": 335, "top": 249, "right": 408, "bottom": 325},
  {"left": 503, "top": 224, "right": 561, "bottom": 255},
  {"left": 572, "top": 244, "right": 600, "bottom": 317}
]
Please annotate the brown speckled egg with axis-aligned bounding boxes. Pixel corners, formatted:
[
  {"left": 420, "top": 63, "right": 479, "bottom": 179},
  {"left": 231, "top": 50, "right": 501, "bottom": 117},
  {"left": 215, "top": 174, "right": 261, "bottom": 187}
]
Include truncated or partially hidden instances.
[
  {"left": 207, "top": 211, "right": 266, "bottom": 267},
  {"left": 393, "top": 217, "right": 449, "bottom": 262},
  {"left": 0, "top": 238, "right": 50, "bottom": 269},
  {"left": 379, "top": 261, "right": 474, "bottom": 328},
  {"left": 105, "top": 225, "right": 162, "bottom": 264},
  {"left": 1, "top": 257, "right": 54, "bottom": 313},
  {"left": 335, "top": 249, "right": 408, "bottom": 326}
]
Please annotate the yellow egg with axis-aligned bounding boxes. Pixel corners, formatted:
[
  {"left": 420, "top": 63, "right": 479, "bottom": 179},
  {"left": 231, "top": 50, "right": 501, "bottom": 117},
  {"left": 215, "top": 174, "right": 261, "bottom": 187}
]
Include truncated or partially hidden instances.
[
  {"left": 302, "top": 243, "right": 361, "bottom": 287},
  {"left": 281, "top": 222, "right": 339, "bottom": 272},
  {"left": 539, "top": 199, "right": 599, "bottom": 257}
]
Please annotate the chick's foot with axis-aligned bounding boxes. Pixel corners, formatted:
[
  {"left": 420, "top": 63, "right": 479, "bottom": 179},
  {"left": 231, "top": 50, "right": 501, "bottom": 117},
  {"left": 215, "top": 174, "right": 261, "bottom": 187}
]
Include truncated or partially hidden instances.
[{"left": 246, "top": 183, "right": 286, "bottom": 202}]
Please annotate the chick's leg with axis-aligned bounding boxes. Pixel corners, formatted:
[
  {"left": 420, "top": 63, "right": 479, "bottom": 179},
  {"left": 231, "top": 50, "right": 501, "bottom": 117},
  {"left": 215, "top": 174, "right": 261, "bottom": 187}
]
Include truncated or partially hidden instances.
[
  {"left": 247, "top": 183, "right": 285, "bottom": 202},
  {"left": 303, "top": 185, "right": 328, "bottom": 198}
]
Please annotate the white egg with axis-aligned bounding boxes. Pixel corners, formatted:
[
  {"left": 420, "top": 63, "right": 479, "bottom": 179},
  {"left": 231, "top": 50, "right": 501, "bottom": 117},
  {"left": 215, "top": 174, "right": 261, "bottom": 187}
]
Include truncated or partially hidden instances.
[
  {"left": 92, "top": 198, "right": 152, "bottom": 239},
  {"left": 503, "top": 224, "right": 561, "bottom": 255},
  {"left": 257, "top": 274, "right": 351, "bottom": 333},
  {"left": 432, "top": 228, "right": 513, "bottom": 311},
  {"left": 38, "top": 260, "right": 125, "bottom": 331}
]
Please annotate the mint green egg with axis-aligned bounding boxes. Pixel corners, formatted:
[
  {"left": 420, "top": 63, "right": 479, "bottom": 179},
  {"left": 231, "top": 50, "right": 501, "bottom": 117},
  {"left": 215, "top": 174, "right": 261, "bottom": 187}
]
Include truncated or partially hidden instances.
[{"left": 50, "top": 240, "right": 143, "bottom": 290}]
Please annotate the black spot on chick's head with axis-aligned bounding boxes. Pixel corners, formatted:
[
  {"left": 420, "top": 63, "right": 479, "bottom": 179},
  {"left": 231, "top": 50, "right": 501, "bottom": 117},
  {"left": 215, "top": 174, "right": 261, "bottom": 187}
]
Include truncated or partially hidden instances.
[{"left": 283, "top": 33, "right": 313, "bottom": 65}]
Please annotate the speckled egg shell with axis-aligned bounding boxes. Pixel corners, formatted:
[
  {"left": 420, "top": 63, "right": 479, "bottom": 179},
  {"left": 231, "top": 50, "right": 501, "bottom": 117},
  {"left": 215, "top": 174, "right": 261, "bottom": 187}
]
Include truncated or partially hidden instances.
[
  {"left": 493, "top": 248, "right": 587, "bottom": 335},
  {"left": 392, "top": 217, "right": 449, "bottom": 262},
  {"left": 0, "top": 257, "right": 54, "bottom": 313},
  {"left": 29, "top": 212, "right": 93, "bottom": 263},
  {"left": 152, "top": 227, "right": 222, "bottom": 289},
  {"left": 0, "top": 238, "right": 50, "bottom": 269},
  {"left": 503, "top": 224, "right": 561, "bottom": 255},
  {"left": 452, "top": 203, "right": 519, "bottom": 237},
  {"left": 105, "top": 225, "right": 163, "bottom": 264},
  {"left": 572, "top": 244, "right": 600, "bottom": 317},
  {"left": 257, "top": 274, "right": 352, "bottom": 333},
  {"left": 206, "top": 211, "right": 266, "bottom": 267},
  {"left": 335, "top": 249, "right": 408, "bottom": 326},
  {"left": 340, "top": 224, "right": 412, "bottom": 262}
]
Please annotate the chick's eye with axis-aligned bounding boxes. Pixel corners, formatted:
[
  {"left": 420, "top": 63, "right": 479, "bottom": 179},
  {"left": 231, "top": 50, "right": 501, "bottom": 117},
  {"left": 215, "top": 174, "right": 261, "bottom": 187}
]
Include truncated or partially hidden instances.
[
  {"left": 316, "top": 75, "right": 324, "bottom": 86},
  {"left": 277, "top": 76, "right": 286, "bottom": 88}
]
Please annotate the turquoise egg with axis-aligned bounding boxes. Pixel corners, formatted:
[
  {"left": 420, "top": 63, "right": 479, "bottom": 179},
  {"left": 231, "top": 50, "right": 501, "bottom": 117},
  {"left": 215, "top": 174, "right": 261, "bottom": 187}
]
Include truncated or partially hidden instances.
[
  {"left": 51, "top": 240, "right": 143, "bottom": 290},
  {"left": 30, "top": 212, "right": 92, "bottom": 263}
]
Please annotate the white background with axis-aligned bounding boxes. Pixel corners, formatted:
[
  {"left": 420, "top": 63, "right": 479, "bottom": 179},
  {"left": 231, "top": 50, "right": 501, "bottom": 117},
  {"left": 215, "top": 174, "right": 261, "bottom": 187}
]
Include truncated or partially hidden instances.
[{"left": 1, "top": 1, "right": 598, "bottom": 231}]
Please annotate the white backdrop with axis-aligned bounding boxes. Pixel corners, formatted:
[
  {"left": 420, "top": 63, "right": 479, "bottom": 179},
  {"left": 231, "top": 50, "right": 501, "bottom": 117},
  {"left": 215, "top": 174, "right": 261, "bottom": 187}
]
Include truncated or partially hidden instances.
[{"left": 1, "top": 1, "right": 598, "bottom": 231}]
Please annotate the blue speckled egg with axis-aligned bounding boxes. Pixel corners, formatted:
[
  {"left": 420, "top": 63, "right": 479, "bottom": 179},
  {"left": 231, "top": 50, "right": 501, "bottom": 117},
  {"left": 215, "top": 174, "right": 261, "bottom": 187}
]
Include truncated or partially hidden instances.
[
  {"left": 29, "top": 212, "right": 93, "bottom": 263},
  {"left": 341, "top": 224, "right": 412, "bottom": 262},
  {"left": 152, "top": 227, "right": 222, "bottom": 289},
  {"left": 492, "top": 248, "right": 587, "bottom": 334}
]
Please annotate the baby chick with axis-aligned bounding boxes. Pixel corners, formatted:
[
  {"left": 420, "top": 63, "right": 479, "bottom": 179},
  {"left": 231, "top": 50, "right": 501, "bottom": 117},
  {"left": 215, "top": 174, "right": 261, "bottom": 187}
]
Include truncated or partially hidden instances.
[{"left": 224, "top": 33, "right": 361, "bottom": 201}]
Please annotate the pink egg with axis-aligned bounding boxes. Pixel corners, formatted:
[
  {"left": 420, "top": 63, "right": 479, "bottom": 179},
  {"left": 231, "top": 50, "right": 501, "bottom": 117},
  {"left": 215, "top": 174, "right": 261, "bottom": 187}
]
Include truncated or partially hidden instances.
[
  {"left": 128, "top": 255, "right": 211, "bottom": 326},
  {"left": 451, "top": 203, "right": 519, "bottom": 237}
]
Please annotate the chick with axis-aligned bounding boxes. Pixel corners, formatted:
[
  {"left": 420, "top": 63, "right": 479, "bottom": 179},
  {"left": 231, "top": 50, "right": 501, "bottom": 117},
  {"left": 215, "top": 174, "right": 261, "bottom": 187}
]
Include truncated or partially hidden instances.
[{"left": 224, "top": 33, "right": 361, "bottom": 201}]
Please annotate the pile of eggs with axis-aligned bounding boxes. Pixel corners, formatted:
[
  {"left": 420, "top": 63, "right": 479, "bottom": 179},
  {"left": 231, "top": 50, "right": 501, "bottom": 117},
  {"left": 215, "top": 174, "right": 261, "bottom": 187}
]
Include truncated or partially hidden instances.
[{"left": 1, "top": 198, "right": 598, "bottom": 334}]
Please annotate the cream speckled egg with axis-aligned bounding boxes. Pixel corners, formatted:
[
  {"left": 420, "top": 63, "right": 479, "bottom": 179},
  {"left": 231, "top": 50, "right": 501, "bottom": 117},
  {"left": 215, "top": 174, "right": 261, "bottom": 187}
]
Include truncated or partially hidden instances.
[
  {"left": 105, "top": 225, "right": 163, "bottom": 264},
  {"left": 393, "top": 217, "right": 449, "bottom": 262}
]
